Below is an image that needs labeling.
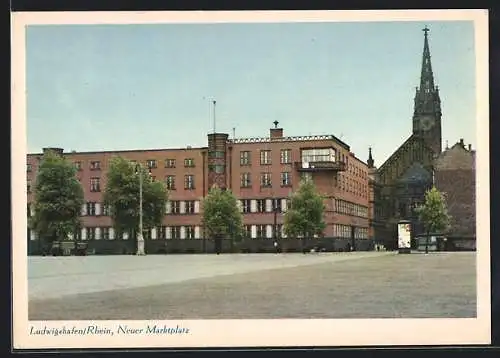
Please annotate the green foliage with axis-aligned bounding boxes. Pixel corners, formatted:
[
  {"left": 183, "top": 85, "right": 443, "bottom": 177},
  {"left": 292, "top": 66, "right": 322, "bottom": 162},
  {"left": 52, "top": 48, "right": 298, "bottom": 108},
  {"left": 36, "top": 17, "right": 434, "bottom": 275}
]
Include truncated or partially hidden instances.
[
  {"left": 283, "top": 177, "right": 326, "bottom": 238},
  {"left": 103, "top": 156, "right": 168, "bottom": 235},
  {"left": 202, "top": 186, "right": 243, "bottom": 239},
  {"left": 30, "top": 151, "right": 84, "bottom": 243},
  {"left": 416, "top": 186, "right": 451, "bottom": 235}
]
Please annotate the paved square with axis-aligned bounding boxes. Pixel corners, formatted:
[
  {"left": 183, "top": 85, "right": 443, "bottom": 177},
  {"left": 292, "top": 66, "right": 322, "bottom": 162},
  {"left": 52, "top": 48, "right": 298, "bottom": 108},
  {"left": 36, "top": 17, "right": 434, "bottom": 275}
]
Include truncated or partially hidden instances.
[{"left": 28, "top": 252, "right": 476, "bottom": 320}]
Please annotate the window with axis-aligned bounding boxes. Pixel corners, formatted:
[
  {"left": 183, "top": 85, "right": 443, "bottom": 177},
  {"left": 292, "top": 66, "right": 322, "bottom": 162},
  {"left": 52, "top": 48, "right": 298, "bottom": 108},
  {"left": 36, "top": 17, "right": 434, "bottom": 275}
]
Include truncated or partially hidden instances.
[
  {"left": 240, "top": 199, "right": 251, "bottom": 213},
  {"left": 90, "top": 161, "right": 101, "bottom": 170},
  {"left": 165, "top": 175, "right": 176, "bottom": 190},
  {"left": 280, "top": 172, "right": 291, "bottom": 187},
  {"left": 301, "top": 148, "right": 336, "bottom": 165},
  {"left": 185, "top": 200, "right": 195, "bottom": 214},
  {"left": 280, "top": 149, "right": 291, "bottom": 164},
  {"left": 272, "top": 199, "right": 282, "bottom": 213},
  {"left": 146, "top": 159, "right": 157, "bottom": 169},
  {"left": 260, "top": 173, "right": 272, "bottom": 187},
  {"left": 87, "top": 227, "right": 96, "bottom": 240},
  {"left": 171, "top": 226, "right": 181, "bottom": 239},
  {"left": 158, "top": 226, "right": 167, "bottom": 239},
  {"left": 256, "top": 199, "right": 266, "bottom": 213},
  {"left": 184, "top": 158, "right": 195, "bottom": 167},
  {"left": 184, "top": 175, "right": 195, "bottom": 190},
  {"left": 185, "top": 226, "right": 195, "bottom": 239},
  {"left": 209, "top": 164, "right": 225, "bottom": 173},
  {"left": 90, "top": 177, "right": 101, "bottom": 192},
  {"left": 240, "top": 173, "right": 251, "bottom": 188},
  {"left": 102, "top": 203, "right": 110, "bottom": 216},
  {"left": 102, "top": 227, "right": 110, "bottom": 240},
  {"left": 243, "top": 225, "right": 252, "bottom": 238},
  {"left": 256, "top": 225, "right": 266, "bottom": 238},
  {"left": 260, "top": 150, "right": 271, "bottom": 165},
  {"left": 209, "top": 151, "right": 225, "bottom": 159},
  {"left": 302, "top": 172, "right": 312, "bottom": 182},
  {"left": 86, "top": 202, "right": 96, "bottom": 216},
  {"left": 165, "top": 159, "right": 176, "bottom": 168},
  {"left": 240, "top": 151, "right": 251, "bottom": 166},
  {"left": 275, "top": 224, "right": 283, "bottom": 238},
  {"left": 27, "top": 179, "right": 31, "bottom": 193},
  {"left": 138, "top": 229, "right": 149, "bottom": 240},
  {"left": 171, "top": 201, "right": 180, "bottom": 214},
  {"left": 74, "top": 161, "right": 82, "bottom": 171},
  {"left": 27, "top": 163, "right": 32, "bottom": 172}
]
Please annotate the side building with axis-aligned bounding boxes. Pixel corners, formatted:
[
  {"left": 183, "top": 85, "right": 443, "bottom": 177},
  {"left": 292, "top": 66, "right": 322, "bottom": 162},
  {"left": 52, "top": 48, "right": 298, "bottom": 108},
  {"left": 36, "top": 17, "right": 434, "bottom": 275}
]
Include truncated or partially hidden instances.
[
  {"left": 434, "top": 139, "right": 476, "bottom": 250},
  {"left": 26, "top": 123, "right": 371, "bottom": 255}
]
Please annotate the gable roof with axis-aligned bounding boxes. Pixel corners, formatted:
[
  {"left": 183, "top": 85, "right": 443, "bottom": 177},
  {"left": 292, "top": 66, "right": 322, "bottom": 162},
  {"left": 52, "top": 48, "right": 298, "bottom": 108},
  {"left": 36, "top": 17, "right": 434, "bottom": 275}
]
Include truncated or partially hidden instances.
[{"left": 378, "top": 134, "right": 433, "bottom": 174}]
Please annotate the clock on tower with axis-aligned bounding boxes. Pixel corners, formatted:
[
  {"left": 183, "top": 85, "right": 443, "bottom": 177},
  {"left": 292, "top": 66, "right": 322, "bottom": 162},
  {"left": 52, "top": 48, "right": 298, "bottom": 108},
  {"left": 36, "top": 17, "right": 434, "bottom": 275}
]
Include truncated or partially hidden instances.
[{"left": 419, "top": 115, "right": 435, "bottom": 131}]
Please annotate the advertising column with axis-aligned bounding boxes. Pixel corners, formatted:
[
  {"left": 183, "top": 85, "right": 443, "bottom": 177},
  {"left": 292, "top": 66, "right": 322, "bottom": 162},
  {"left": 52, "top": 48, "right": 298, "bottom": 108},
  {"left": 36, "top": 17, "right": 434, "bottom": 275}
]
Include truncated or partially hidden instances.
[{"left": 397, "top": 220, "right": 412, "bottom": 254}]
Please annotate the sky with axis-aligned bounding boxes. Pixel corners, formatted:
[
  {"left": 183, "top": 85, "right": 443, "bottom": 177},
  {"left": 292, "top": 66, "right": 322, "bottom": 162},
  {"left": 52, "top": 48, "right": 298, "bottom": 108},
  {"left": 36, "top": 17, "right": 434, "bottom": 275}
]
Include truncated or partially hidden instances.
[{"left": 25, "top": 20, "right": 476, "bottom": 166}]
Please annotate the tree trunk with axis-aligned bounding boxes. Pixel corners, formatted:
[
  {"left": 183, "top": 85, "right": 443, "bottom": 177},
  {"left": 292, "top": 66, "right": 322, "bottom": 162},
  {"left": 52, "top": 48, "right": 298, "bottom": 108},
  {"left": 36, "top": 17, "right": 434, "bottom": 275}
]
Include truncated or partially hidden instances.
[{"left": 425, "top": 230, "right": 430, "bottom": 254}]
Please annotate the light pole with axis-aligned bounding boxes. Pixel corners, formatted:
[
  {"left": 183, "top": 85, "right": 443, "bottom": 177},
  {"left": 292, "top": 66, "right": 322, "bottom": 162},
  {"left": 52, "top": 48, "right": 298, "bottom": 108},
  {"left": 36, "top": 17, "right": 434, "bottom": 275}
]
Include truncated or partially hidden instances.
[
  {"left": 273, "top": 198, "right": 279, "bottom": 253},
  {"left": 135, "top": 164, "right": 146, "bottom": 256}
]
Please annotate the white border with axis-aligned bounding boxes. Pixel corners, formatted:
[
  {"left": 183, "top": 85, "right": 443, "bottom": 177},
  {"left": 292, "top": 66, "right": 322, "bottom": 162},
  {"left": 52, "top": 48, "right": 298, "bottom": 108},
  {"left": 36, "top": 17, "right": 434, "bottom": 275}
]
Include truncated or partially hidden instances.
[{"left": 11, "top": 9, "right": 490, "bottom": 349}]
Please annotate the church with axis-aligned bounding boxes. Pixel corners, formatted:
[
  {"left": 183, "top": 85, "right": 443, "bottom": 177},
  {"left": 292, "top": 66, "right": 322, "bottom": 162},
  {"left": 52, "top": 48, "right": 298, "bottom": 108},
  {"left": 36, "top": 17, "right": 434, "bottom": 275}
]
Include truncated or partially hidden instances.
[{"left": 367, "top": 27, "right": 477, "bottom": 250}]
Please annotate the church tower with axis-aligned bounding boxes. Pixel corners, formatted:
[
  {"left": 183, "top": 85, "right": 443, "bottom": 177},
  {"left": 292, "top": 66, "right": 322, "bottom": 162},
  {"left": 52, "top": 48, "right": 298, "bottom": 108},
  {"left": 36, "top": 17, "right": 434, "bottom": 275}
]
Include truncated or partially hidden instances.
[{"left": 412, "top": 26, "right": 442, "bottom": 155}]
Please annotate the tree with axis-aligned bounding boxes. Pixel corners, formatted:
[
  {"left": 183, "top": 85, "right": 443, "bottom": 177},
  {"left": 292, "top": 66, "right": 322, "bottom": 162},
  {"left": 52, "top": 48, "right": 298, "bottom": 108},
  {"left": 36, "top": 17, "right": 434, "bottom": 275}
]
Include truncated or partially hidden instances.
[
  {"left": 415, "top": 186, "right": 451, "bottom": 253},
  {"left": 283, "top": 177, "right": 326, "bottom": 250},
  {"left": 103, "top": 157, "right": 168, "bottom": 238},
  {"left": 202, "top": 185, "right": 243, "bottom": 253},
  {"left": 30, "top": 151, "right": 84, "bottom": 251}
]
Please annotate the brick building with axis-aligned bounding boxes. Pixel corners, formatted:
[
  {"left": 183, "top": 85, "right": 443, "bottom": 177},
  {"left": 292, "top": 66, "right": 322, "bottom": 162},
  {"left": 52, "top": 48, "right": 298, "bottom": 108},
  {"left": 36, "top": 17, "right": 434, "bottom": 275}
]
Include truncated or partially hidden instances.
[
  {"left": 434, "top": 139, "right": 476, "bottom": 250},
  {"left": 27, "top": 123, "right": 371, "bottom": 254}
]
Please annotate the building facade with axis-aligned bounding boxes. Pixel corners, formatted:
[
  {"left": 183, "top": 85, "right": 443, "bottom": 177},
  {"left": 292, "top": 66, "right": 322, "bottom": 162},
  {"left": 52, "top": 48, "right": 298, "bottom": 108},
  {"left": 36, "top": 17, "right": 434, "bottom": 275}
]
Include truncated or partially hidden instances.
[
  {"left": 434, "top": 139, "right": 476, "bottom": 250},
  {"left": 27, "top": 123, "right": 371, "bottom": 254}
]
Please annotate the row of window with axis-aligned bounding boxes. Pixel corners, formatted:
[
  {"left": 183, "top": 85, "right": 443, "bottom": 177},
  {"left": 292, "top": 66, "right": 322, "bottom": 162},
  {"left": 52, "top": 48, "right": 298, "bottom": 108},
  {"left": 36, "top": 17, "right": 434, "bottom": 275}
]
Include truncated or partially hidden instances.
[
  {"left": 240, "top": 172, "right": 292, "bottom": 188},
  {"left": 27, "top": 198, "right": 371, "bottom": 218},
  {"left": 28, "top": 224, "right": 370, "bottom": 241},
  {"left": 239, "top": 198, "right": 288, "bottom": 214},
  {"left": 338, "top": 173, "right": 369, "bottom": 198},
  {"left": 332, "top": 224, "right": 369, "bottom": 239},
  {"left": 334, "top": 199, "right": 369, "bottom": 218},
  {"left": 86, "top": 175, "right": 196, "bottom": 192},
  {"left": 240, "top": 149, "right": 292, "bottom": 166},
  {"left": 27, "top": 201, "right": 203, "bottom": 217}
]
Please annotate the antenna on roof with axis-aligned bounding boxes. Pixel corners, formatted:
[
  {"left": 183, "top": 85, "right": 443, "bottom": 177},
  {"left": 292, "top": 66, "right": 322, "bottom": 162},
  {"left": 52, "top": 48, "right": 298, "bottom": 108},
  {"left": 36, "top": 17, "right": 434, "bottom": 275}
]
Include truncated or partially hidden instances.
[{"left": 212, "top": 100, "right": 217, "bottom": 134}]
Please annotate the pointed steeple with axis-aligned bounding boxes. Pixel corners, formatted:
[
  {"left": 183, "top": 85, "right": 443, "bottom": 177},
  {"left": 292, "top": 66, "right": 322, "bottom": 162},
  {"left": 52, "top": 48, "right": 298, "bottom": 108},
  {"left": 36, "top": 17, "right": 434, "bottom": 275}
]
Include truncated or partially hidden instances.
[
  {"left": 412, "top": 26, "right": 442, "bottom": 154},
  {"left": 419, "top": 26, "right": 435, "bottom": 92},
  {"left": 367, "top": 147, "right": 374, "bottom": 168}
]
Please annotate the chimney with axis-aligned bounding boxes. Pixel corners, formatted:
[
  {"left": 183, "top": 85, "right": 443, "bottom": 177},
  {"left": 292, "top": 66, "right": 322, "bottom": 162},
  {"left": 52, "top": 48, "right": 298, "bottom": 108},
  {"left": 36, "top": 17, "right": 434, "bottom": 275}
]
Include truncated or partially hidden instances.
[
  {"left": 468, "top": 144, "right": 472, "bottom": 151},
  {"left": 459, "top": 138, "right": 464, "bottom": 146},
  {"left": 270, "top": 120, "right": 283, "bottom": 139}
]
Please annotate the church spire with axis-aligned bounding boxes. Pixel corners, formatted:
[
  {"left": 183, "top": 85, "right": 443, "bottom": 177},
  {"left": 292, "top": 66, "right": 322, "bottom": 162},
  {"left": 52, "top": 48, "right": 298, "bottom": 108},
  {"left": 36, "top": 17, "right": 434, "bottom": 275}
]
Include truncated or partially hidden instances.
[
  {"left": 419, "top": 26, "right": 435, "bottom": 92},
  {"left": 412, "top": 26, "right": 442, "bottom": 155},
  {"left": 367, "top": 147, "right": 374, "bottom": 168}
]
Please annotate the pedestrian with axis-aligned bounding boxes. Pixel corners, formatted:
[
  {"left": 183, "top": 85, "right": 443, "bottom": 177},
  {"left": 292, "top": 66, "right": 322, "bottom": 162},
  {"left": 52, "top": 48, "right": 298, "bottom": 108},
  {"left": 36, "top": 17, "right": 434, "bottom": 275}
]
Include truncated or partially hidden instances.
[{"left": 273, "top": 240, "right": 279, "bottom": 254}]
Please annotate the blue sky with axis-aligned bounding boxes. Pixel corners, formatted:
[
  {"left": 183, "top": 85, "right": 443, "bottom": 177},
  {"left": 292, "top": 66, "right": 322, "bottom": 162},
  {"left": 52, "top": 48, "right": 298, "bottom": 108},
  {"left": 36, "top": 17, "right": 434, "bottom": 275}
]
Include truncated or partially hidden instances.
[{"left": 26, "top": 20, "right": 476, "bottom": 166}]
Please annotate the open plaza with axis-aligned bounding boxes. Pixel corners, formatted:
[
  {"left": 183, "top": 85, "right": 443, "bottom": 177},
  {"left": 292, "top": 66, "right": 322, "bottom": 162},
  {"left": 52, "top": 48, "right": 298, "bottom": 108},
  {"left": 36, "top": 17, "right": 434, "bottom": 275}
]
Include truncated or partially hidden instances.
[{"left": 28, "top": 251, "right": 476, "bottom": 320}]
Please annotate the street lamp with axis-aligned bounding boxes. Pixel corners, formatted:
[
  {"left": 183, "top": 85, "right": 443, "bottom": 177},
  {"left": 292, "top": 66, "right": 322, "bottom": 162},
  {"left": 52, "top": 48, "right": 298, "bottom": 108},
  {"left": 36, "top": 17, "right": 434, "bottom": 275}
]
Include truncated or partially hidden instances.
[
  {"left": 135, "top": 163, "right": 146, "bottom": 256},
  {"left": 273, "top": 198, "right": 279, "bottom": 253}
]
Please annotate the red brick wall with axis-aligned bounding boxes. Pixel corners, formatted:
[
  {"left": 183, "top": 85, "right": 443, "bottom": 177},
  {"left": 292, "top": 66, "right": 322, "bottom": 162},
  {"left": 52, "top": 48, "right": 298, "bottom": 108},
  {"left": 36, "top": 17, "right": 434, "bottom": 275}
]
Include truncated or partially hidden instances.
[
  {"left": 434, "top": 169, "right": 475, "bottom": 238},
  {"left": 434, "top": 143, "right": 476, "bottom": 238}
]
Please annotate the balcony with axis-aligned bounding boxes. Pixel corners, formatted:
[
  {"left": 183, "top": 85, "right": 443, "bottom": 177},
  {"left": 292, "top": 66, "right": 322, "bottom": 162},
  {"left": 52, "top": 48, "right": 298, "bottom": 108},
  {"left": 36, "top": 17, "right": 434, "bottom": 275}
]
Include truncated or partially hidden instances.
[{"left": 294, "top": 155, "right": 346, "bottom": 172}]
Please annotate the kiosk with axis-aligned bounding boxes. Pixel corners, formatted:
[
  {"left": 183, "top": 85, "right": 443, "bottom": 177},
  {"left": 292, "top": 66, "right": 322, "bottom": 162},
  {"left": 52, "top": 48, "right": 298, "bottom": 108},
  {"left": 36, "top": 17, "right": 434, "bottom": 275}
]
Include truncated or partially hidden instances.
[{"left": 397, "top": 220, "right": 412, "bottom": 254}]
